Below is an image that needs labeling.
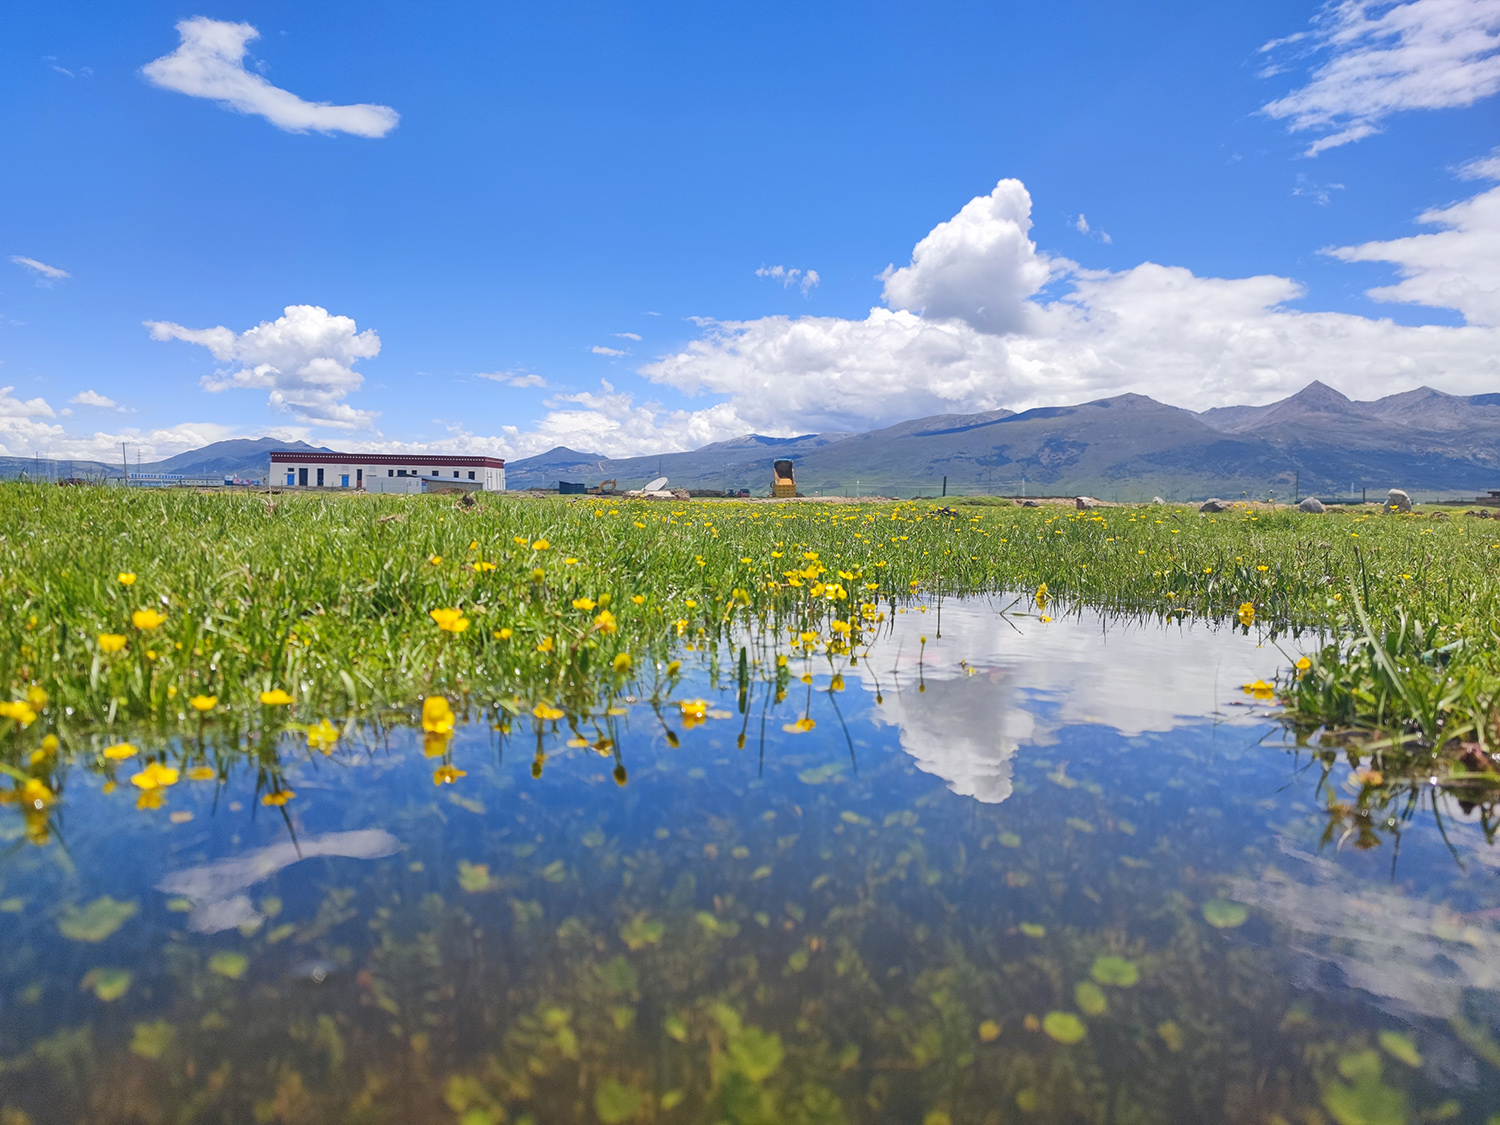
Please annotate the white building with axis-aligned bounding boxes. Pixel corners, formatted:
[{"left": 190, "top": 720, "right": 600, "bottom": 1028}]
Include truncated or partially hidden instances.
[{"left": 268, "top": 452, "right": 506, "bottom": 492}]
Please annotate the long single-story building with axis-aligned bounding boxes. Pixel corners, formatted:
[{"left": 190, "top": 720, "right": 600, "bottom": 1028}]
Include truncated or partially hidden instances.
[{"left": 269, "top": 452, "right": 506, "bottom": 492}]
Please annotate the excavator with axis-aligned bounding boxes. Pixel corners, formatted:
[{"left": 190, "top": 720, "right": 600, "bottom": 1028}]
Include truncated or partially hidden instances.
[{"left": 587, "top": 479, "right": 618, "bottom": 496}]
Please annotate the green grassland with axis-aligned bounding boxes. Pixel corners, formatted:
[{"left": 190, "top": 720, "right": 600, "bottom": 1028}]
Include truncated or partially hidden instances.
[{"left": 1, "top": 484, "right": 1498, "bottom": 760}]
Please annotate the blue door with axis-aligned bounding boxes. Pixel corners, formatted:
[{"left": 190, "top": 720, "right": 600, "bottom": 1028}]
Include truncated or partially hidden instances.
[{"left": 341, "top": 475, "right": 349, "bottom": 488}]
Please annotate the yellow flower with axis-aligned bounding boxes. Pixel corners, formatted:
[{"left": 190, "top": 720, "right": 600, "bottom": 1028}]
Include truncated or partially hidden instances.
[
  {"left": 1256, "top": 565, "right": 1269, "bottom": 572},
  {"left": 27, "top": 685, "right": 47, "bottom": 709},
  {"left": 782, "top": 717, "right": 816, "bottom": 734},
  {"left": 259, "top": 689, "right": 293, "bottom": 706},
  {"left": 423, "top": 731, "right": 450, "bottom": 757},
  {"left": 187, "top": 766, "right": 216, "bottom": 781},
  {"left": 633, "top": 521, "right": 646, "bottom": 529},
  {"left": 1237, "top": 602, "right": 1255, "bottom": 627},
  {"left": 1241, "top": 680, "right": 1275, "bottom": 699},
  {"left": 612, "top": 652, "right": 632, "bottom": 672},
  {"left": 1039, "top": 615, "right": 1052, "bottom": 623},
  {"left": 136, "top": 788, "right": 165, "bottom": 810},
  {"left": 536, "top": 636, "right": 555, "bottom": 653},
  {"left": 261, "top": 789, "right": 295, "bottom": 807},
  {"left": 103, "top": 742, "right": 138, "bottom": 760},
  {"left": 531, "top": 567, "right": 546, "bottom": 583},
  {"left": 532, "top": 539, "right": 550, "bottom": 550},
  {"left": 430, "top": 607, "right": 470, "bottom": 633},
  {"left": 118, "top": 572, "right": 137, "bottom": 586},
  {"left": 429, "top": 554, "right": 443, "bottom": 566},
  {"left": 494, "top": 627, "right": 513, "bottom": 640},
  {"left": 572, "top": 597, "right": 596, "bottom": 611},
  {"left": 666, "top": 660, "right": 681, "bottom": 675},
  {"left": 631, "top": 594, "right": 645, "bottom": 604},
  {"left": 433, "top": 765, "right": 467, "bottom": 785},
  {"left": 532, "top": 703, "right": 564, "bottom": 721},
  {"left": 130, "top": 761, "right": 180, "bottom": 790},
  {"left": 422, "top": 696, "right": 455, "bottom": 734},
  {"left": 306, "top": 718, "right": 340, "bottom": 753},
  {"left": 565, "top": 557, "right": 579, "bottom": 565},
  {"left": 98, "top": 633, "right": 127, "bottom": 654},
  {"left": 131, "top": 608, "right": 165, "bottom": 631},
  {"left": 684, "top": 599, "right": 697, "bottom": 609},
  {"left": 514, "top": 536, "right": 529, "bottom": 546},
  {"left": 473, "top": 560, "right": 497, "bottom": 573},
  {"left": 594, "top": 609, "right": 617, "bottom": 634},
  {"left": 0, "top": 701, "right": 37, "bottom": 725},
  {"left": 469, "top": 540, "right": 479, "bottom": 551},
  {"left": 189, "top": 694, "right": 217, "bottom": 713}
]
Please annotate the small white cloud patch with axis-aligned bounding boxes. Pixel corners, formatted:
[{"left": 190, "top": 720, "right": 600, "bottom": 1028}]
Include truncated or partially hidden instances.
[
  {"left": 142, "top": 17, "right": 399, "bottom": 138},
  {"left": 69, "top": 390, "right": 122, "bottom": 410},
  {"left": 10, "top": 256, "right": 70, "bottom": 283},
  {"left": 755, "top": 265, "right": 820, "bottom": 294},
  {"left": 591, "top": 345, "right": 626, "bottom": 357},
  {"left": 476, "top": 372, "right": 546, "bottom": 388},
  {"left": 1075, "top": 214, "right": 1112, "bottom": 243},
  {"left": 613, "top": 332, "right": 642, "bottom": 341}
]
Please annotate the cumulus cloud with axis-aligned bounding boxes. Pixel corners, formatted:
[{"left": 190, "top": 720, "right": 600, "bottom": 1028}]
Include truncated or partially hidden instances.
[
  {"left": 10, "top": 256, "right": 69, "bottom": 284},
  {"left": 591, "top": 345, "right": 626, "bottom": 357},
  {"left": 755, "top": 265, "right": 821, "bottom": 294},
  {"left": 142, "top": 17, "right": 399, "bottom": 138},
  {"left": 476, "top": 371, "right": 547, "bottom": 388},
  {"left": 880, "top": 179, "right": 1057, "bottom": 334},
  {"left": 1261, "top": 0, "right": 1500, "bottom": 155},
  {"left": 69, "top": 390, "right": 124, "bottom": 410},
  {"left": 1326, "top": 182, "right": 1500, "bottom": 325},
  {"left": 0, "top": 384, "right": 236, "bottom": 463},
  {"left": 1459, "top": 145, "right": 1500, "bottom": 180},
  {"left": 146, "top": 304, "right": 381, "bottom": 428}
]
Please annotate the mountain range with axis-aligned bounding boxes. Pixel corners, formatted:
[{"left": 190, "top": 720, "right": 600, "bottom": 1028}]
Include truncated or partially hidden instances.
[
  {"left": 505, "top": 382, "right": 1500, "bottom": 499},
  {"left": 4, "top": 383, "right": 1497, "bottom": 499}
]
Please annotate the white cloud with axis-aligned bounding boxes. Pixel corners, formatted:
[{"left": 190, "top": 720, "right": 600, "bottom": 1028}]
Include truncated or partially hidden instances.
[
  {"left": 1293, "top": 173, "right": 1346, "bottom": 205},
  {"left": 10, "top": 255, "right": 70, "bottom": 283},
  {"left": 1326, "top": 183, "right": 1500, "bottom": 325},
  {"left": 0, "top": 390, "right": 237, "bottom": 463},
  {"left": 146, "top": 304, "right": 381, "bottom": 429},
  {"left": 1459, "top": 145, "right": 1500, "bottom": 180},
  {"left": 0, "top": 386, "right": 56, "bottom": 420},
  {"left": 880, "top": 179, "right": 1057, "bottom": 334},
  {"left": 1261, "top": 0, "right": 1500, "bottom": 155},
  {"left": 1075, "top": 213, "right": 1112, "bottom": 243},
  {"left": 614, "top": 332, "right": 643, "bottom": 341},
  {"left": 756, "top": 265, "right": 821, "bottom": 294},
  {"left": 142, "top": 17, "right": 399, "bottom": 138},
  {"left": 476, "top": 371, "right": 547, "bottom": 388},
  {"left": 69, "top": 389, "right": 124, "bottom": 410},
  {"left": 591, "top": 345, "right": 627, "bottom": 357}
]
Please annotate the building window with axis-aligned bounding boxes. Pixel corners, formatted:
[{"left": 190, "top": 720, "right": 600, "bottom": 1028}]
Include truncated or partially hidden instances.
[
  {"left": 468, "top": 471, "right": 475, "bottom": 480},
  {"left": 453, "top": 471, "right": 459, "bottom": 478},
  {"left": 316, "top": 468, "right": 325, "bottom": 487},
  {"left": 397, "top": 470, "right": 405, "bottom": 476},
  {"left": 388, "top": 469, "right": 395, "bottom": 477},
  {"left": 356, "top": 469, "right": 363, "bottom": 485},
  {"left": 298, "top": 467, "right": 308, "bottom": 486}
]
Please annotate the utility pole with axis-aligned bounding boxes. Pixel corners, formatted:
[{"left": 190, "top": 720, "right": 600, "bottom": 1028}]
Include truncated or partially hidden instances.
[{"left": 942, "top": 475, "right": 947, "bottom": 497}]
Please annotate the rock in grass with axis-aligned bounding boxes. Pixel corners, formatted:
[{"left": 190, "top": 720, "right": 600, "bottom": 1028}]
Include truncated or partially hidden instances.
[
  {"left": 1387, "top": 488, "right": 1412, "bottom": 512},
  {"left": 1074, "top": 496, "right": 1099, "bottom": 510},
  {"left": 1199, "top": 498, "right": 1231, "bottom": 513},
  {"left": 1298, "top": 497, "right": 1325, "bottom": 513},
  {"left": 1151, "top": 496, "right": 1165, "bottom": 504}
]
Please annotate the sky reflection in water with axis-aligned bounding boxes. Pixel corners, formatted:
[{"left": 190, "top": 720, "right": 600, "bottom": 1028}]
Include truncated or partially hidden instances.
[{"left": 1, "top": 598, "right": 1497, "bottom": 1124}]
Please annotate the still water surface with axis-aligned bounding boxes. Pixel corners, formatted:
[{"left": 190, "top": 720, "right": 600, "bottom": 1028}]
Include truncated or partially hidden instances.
[{"left": 2, "top": 598, "right": 1497, "bottom": 1123}]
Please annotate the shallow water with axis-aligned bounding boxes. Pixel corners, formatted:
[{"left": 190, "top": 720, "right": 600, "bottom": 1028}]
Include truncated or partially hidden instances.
[{"left": 2, "top": 598, "right": 1497, "bottom": 1124}]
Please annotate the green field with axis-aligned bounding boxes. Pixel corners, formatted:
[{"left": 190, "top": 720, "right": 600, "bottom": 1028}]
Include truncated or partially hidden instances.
[{"left": 1, "top": 484, "right": 1498, "bottom": 760}]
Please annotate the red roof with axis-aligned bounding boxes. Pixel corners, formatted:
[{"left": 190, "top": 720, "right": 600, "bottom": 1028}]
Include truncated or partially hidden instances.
[{"left": 269, "top": 451, "right": 505, "bottom": 468}]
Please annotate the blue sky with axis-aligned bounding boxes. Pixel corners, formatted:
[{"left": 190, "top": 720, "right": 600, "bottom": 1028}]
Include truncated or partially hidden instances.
[{"left": 2, "top": 0, "right": 1497, "bottom": 462}]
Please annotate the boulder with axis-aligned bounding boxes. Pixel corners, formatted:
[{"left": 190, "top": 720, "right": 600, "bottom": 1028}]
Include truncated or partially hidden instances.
[
  {"left": 1199, "top": 498, "right": 1231, "bottom": 513},
  {"left": 1021, "top": 499, "right": 1040, "bottom": 507},
  {"left": 1386, "top": 488, "right": 1412, "bottom": 512},
  {"left": 1074, "top": 496, "right": 1099, "bottom": 510},
  {"left": 1297, "top": 497, "right": 1325, "bottom": 513},
  {"left": 1151, "top": 496, "right": 1165, "bottom": 505}
]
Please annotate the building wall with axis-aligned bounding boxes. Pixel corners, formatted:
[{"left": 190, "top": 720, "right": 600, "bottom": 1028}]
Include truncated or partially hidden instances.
[{"left": 272, "top": 462, "right": 506, "bottom": 491}]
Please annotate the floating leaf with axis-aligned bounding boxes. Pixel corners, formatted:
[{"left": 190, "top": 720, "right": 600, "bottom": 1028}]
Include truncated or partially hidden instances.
[
  {"left": 663, "top": 1014, "right": 688, "bottom": 1042},
  {"left": 0, "top": 897, "right": 26, "bottom": 913},
  {"left": 81, "top": 967, "right": 132, "bottom": 1001},
  {"left": 998, "top": 832, "right": 1021, "bottom": 848},
  {"left": 1074, "top": 982, "right": 1107, "bottom": 1016},
  {"left": 1157, "top": 1021, "right": 1183, "bottom": 1052},
  {"left": 1091, "top": 955, "right": 1140, "bottom": 987},
  {"left": 582, "top": 828, "right": 606, "bottom": 848},
  {"left": 208, "top": 951, "right": 249, "bottom": 980},
  {"left": 1015, "top": 1089, "right": 1039, "bottom": 1112},
  {"left": 130, "top": 1020, "right": 175, "bottom": 1060},
  {"left": 594, "top": 1077, "right": 644, "bottom": 1123},
  {"left": 727, "top": 1026, "right": 784, "bottom": 1082},
  {"left": 598, "top": 956, "right": 638, "bottom": 995},
  {"left": 620, "top": 915, "right": 664, "bottom": 950},
  {"left": 458, "top": 861, "right": 500, "bottom": 893},
  {"left": 610, "top": 1005, "right": 636, "bottom": 1032},
  {"left": 1019, "top": 923, "right": 1045, "bottom": 938},
  {"left": 1322, "top": 1072, "right": 1407, "bottom": 1125},
  {"left": 796, "top": 762, "right": 844, "bottom": 785},
  {"left": 1042, "top": 1011, "right": 1087, "bottom": 1044},
  {"left": 660, "top": 1090, "right": 685, "bottom": 1111},
  {"left": 539, "top": 860, "right": 568, "bottom": 883},
  {"left": 58, "top": 897, "right": 138, "bottom": 943},
  {"left": 1201, "top": 899, "right": 1248, "bottom": 929},
  {"left": 787, "top": 948, "right": 810, "bottom": 972},
  {"left": 1378, "top": 1030, "right": 1422, "bottom": 1068}
]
